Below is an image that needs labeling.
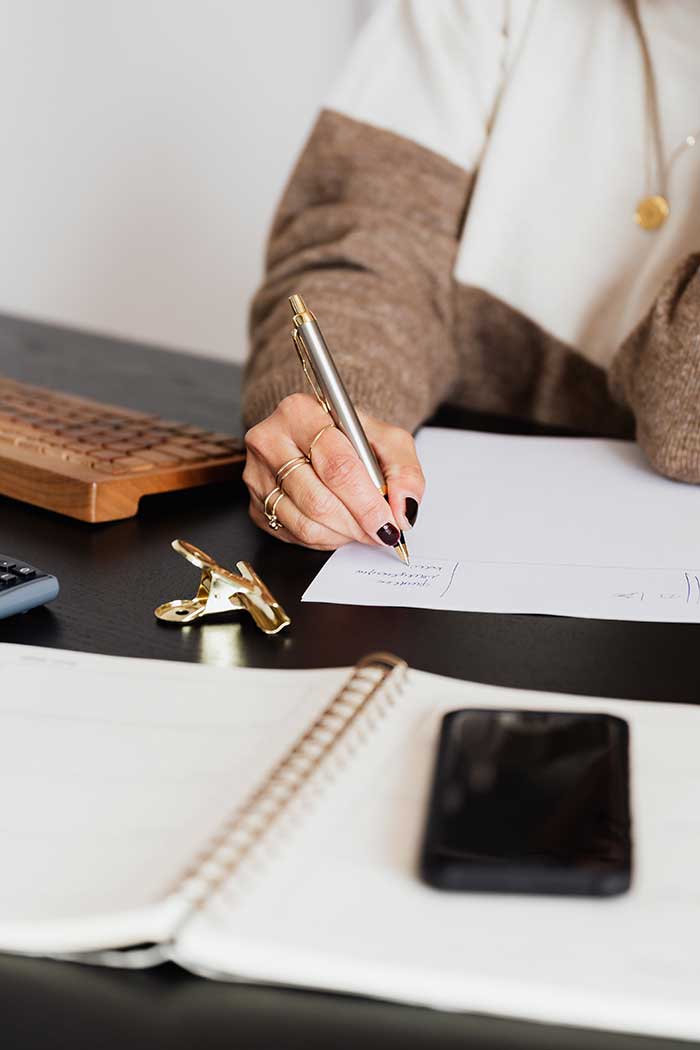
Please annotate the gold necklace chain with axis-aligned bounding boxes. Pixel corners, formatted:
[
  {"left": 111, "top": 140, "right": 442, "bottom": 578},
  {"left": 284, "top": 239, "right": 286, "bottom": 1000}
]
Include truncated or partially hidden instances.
[{"left": 628, "top": 0, "right": 698, "bottom": 231}]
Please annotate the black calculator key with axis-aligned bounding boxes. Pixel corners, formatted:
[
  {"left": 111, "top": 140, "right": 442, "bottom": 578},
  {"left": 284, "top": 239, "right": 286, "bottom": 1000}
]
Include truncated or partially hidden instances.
[
  {"left": 0, "top": 573, "right": 17, "bottom": 588},
  {"left": 15, "top": 566, "right": 36, "bottom": 580},
  {"left": 0, "top": 561, "right": 16, "bottom": 571}
]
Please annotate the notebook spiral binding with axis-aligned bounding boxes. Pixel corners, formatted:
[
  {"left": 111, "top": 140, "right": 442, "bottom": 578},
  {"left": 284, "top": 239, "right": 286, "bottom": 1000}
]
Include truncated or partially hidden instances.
[{"left": 170, "top": 653, "right": 407, "bottom": 928}]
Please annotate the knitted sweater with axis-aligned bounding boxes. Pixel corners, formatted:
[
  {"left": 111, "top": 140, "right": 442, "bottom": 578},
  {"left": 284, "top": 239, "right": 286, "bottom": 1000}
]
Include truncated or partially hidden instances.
[{"left": 244, "top": 1, "right": 700, "bottom": 482}]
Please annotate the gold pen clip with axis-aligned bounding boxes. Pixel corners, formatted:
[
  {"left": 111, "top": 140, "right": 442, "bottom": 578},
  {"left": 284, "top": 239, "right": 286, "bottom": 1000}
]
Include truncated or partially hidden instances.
[
  {"left": 291, "top": 328, "right": 331, "bottom": 415},
  {"left": 154, "top": 539, "right": 291, "bottom": 635}
]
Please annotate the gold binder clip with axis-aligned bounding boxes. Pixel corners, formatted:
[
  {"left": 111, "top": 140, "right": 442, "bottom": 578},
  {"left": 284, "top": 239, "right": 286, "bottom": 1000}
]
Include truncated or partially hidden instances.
[{"left": 154, "top": 539, "right": 290, "bottom": 635}]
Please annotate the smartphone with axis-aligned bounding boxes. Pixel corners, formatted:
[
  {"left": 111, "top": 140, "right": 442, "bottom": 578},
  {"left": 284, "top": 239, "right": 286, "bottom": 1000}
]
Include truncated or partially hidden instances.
[{"left": 420, "top": 708, "right": 631, "bottom": 896}]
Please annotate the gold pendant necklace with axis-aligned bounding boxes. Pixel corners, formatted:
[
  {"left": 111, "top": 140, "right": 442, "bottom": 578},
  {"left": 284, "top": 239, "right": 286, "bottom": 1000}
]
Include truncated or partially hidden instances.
[
  {"left": 634, "top": 193, "right": 670, "bottom": 230},
  {"left": 635, "top": 131, "right": 698, "bottom": 231},
  {"left": 627, "top": 0, "right": 697, "bottom": 232}
]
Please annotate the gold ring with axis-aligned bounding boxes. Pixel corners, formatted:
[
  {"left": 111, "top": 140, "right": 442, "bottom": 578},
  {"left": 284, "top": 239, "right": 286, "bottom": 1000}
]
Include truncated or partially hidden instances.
[
  {"left": 263, "top": 486, "right": 281, "bottom": 516},
  {"left": 275, "top": 454, "right": 310, "bottom": 487},
  {"left": 263, "top": 486, "right": 285, "bottom": 530},
  {"left": 270, "top": 490, "right": 286, "bottom": 524},
  {"left": 267, "top": 497, "right": 286, "bottom": 531},
  {"left": 307, "top": 423, "right": 335, "bottom": 464}
]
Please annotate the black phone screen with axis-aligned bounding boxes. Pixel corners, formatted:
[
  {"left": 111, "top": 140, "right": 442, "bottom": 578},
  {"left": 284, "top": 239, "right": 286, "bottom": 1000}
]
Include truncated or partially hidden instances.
[{"left": 420, "top": 709, "right": 631, "bottom": 896}]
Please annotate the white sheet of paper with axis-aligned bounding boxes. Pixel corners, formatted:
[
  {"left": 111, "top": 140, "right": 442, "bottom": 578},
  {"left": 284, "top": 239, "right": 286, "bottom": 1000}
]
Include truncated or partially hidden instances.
[{"left": 302, "top": 429, "right": 700, "bottom": 621}]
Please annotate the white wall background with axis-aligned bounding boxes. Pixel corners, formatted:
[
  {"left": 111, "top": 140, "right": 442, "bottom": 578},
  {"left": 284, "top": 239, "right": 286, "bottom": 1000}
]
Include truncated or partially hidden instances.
[{"left": 0, "top": 1, "right": 375, "bottom": 362}]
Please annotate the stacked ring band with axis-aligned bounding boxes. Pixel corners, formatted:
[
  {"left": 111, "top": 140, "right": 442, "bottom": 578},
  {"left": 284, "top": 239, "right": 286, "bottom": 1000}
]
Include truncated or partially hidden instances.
[
  {"left": 276, "top": 454, "right": 309, "bottom": 487},
  {"left": 263, "top": 486, "right": 285, "bottom": 531},
  {"left": 308, "top": 422, "right": 336, "bottom": 463}
]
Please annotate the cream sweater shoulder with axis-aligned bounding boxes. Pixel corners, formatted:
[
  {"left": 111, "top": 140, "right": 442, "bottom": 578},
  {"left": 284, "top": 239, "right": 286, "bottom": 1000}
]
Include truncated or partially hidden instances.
[{"left": 328, "top": 0, "right": 700, "bottom": 367}]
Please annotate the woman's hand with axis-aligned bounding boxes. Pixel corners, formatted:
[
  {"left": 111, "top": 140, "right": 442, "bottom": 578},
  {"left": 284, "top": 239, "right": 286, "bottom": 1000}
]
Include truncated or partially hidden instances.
[{"left": 243, "top": 393, "right": 424, "bottom": 550}]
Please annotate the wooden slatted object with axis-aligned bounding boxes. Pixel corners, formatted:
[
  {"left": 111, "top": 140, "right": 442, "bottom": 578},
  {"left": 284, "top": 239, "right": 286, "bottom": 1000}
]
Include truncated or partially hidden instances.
[{"left": 0, "top": 377, "right": 245, "bottom": 522}]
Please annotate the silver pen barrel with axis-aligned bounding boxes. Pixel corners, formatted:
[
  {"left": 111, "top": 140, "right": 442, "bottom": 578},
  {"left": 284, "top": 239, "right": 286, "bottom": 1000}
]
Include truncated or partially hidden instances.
[
  {"left": 290, "top": 299, "right": 386, "bottom": 493},
  {"left": 289, "top": 294, "right": 410, "bottom": 566}
]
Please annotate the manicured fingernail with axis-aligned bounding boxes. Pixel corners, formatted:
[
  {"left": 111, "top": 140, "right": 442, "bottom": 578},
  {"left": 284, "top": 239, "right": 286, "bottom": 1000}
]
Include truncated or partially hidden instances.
[
  {"left": 377, "top": 522, "right": 400, "bottom": 546},
  {"left": 405, "top": 497, "right": 419, "bottom": 528}
]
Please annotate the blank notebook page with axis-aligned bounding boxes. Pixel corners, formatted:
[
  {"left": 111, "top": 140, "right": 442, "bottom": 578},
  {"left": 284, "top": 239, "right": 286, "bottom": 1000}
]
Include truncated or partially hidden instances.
[
  {"left": 173, "top": 669, "right": 700, "bottom": 1041},
  {"left": 0, "top": 645, "right": 346, "bottom": 952}
]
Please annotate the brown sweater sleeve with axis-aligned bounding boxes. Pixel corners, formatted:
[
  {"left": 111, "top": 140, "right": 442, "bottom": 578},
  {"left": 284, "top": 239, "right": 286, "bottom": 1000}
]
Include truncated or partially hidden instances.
[
  {"left": 243, "top": 109, "right": 472, "bottom": 431},
  {"left": 609, "top": 253, "right": 700, "bottom": 483}
]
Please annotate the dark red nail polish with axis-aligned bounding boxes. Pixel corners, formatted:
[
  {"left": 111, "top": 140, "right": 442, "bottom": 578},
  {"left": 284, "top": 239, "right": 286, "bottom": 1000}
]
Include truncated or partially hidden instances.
[
  {"left": 377, "top": 523, "right": 400, "bottom": 546},
  {"left": 405, "top": 497, "right": 419, "bottom": 527}
]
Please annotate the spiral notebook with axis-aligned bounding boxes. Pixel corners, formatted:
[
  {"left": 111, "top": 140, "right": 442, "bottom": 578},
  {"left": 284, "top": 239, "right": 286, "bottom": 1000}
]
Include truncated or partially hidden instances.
[{"left": 2, "top": 644, "right": 700, "bottom": 1041}]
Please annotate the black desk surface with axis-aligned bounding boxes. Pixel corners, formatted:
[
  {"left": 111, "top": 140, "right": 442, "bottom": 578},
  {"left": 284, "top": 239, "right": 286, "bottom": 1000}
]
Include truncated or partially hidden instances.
[{"left": 0, "top": 313, "right": 697, "bottom": 1050}]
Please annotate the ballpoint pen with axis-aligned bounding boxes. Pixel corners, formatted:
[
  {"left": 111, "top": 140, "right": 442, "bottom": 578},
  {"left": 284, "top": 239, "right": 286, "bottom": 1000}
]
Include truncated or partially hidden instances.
[{"left": 289, "top": 293, "right": 409, "bottom": 565}]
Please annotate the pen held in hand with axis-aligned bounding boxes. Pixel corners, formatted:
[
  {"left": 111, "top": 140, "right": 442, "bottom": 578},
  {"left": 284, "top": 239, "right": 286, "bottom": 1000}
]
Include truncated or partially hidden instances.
[{"left": 288, "top": 294, "right": 409, "bottom": 565}]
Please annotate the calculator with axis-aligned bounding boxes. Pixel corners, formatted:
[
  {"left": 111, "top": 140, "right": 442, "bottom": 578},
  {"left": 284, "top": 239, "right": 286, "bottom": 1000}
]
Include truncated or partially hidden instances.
[{"left": 0, "top": 556, "right": 60, "bottom": 620}]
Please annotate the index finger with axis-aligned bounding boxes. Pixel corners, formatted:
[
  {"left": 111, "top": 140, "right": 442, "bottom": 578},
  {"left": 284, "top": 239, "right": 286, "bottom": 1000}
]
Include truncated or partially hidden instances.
[{"left": 367, "top": 422, "right": 425, "bottom": 532}]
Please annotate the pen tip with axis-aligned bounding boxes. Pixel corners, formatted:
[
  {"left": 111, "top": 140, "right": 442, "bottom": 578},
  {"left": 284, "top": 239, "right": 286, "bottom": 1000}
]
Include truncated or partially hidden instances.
[{"left": 395, "top": 540, "right": 410, "bottom": 566}]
